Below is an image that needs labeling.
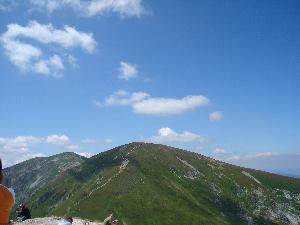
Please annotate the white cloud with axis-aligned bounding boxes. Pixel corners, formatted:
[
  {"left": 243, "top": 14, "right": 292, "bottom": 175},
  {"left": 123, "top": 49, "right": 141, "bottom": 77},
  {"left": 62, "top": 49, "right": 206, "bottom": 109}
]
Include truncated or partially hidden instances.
[
  {"left": 0, "top": 21, "right": 96, "bottom": 77},
  {"left": 46, "top": 134, "right": 70, "bottom": 145},
  {"left": 0, "top": 136, "right": 47, "bottom": 167},
  {"left": 0, "top": 136, "right": 43, "bottom": 153},
  {"left": 34, "top": 55, "right": 64, "bottom": 77},
  {"left": 145, "top": 127, "right": 207, "bottom": 143},
  {"left": 99, "top": 90, "right": 149, "bottom": 106},
  {"left": 75, "top": 151, "right": 94, "bottom": 158},
  {"left": 133, "top": 96, "right": 209, "bottom": 115},
  {"left": 95, "top": 90, "right": 209, "bottom": 115},
  {"left": 29, "top": 0, "right": 147, "bottom": 17},
  {"left": 1, "top": 40, "right": 42, "bottom": 71},
  {"left": 213, "top": 148, "right": 226, "bottom": 154},
  {"left": 118, "top": 61, "right": 138, "bottom": 80},
  {"left": 209, "top": 111, "right": 224, "bottom": 122}
]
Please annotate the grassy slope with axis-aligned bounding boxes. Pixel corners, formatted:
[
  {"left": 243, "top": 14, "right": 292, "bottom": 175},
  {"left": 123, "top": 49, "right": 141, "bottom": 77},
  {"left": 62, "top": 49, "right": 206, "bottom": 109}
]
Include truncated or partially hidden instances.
[{"left": 26, "top": 143, "right": 300, "bottom": 225}]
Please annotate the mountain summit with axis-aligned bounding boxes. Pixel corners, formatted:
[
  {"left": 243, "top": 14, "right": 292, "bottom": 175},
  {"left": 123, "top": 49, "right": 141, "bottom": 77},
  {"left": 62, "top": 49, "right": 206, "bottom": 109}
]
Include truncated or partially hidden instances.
[{"left": 4, "top": 143, "right": 300, "bottom": 225}]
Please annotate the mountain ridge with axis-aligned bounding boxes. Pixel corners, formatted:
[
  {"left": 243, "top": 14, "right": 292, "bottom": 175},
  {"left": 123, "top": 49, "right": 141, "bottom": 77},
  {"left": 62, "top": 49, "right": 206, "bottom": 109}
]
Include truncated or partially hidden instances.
[
  {"left": 3, "top": 152, "right": 85, "bottom": 208},
  {"left": 3, "top": 142, "right": 300, "bottom": 225}
]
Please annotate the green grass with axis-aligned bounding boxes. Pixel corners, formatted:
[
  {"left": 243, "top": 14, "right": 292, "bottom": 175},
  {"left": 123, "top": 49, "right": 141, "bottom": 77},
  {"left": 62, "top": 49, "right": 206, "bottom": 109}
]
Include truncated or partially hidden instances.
[{"left": 19, "top": 143, "right": 300, "bottom": 225}]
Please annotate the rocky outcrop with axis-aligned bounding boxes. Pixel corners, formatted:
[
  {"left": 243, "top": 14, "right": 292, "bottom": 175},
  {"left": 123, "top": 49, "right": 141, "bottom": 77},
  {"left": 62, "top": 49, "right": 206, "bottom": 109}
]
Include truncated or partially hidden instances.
[{"left": 12, "top": 217, "right": 103, "bottom": 225}]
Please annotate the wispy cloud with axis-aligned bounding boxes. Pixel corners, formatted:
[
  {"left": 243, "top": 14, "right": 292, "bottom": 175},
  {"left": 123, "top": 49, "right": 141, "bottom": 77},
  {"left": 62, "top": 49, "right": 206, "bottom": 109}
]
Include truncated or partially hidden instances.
[
  {"left": 95, "top": 90, "right": 209, "bottom": 115},
  {"left": 212, "top": 150, "right": 279, "bottom": 162},
  {"left": 212, "top": 150, "right": 300, "bottom": 177},
  {"left": 209, "top": 111, "right": 224, "bottom": 122},
  {"left": 0, "top": 21, "right": 96, "bottom": 77},
  {"left": 225, "top": 152, "right": 279, "bottom": 161},
  {"left": 29, "top": 0, "right": 148, "bottom": 17},
  {"left": 96, "top": 90, "right": 149, "bottom": 106},
  {"left": 144, "top": 127, "right": 207, "bottom": 143},
  {"left": 118, "top": 61, "right": 138, "bottom": 80}
]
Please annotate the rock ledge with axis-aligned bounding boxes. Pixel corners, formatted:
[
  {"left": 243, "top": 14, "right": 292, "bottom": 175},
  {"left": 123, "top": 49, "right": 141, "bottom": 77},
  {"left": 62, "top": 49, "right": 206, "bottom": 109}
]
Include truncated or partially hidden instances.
[{"left": 12, "top": 217, "right": 103, "bottom": 225}]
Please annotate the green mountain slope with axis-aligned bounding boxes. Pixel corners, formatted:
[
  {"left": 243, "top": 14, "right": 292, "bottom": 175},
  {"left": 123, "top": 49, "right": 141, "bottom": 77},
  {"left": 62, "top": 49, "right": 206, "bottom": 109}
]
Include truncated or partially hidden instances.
[
  {"left": 6, "top": 143, "right": 300, "bottom": 225},
  {"left": 3, "top": 152, "right": 85, "bottom": 206}
]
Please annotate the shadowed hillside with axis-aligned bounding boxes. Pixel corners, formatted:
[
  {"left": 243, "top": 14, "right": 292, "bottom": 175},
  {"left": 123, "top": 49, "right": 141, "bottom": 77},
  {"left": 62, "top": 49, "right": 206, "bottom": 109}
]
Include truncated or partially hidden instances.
[{"left": 3, "top": 152, "right": 85, "bottom": 207}]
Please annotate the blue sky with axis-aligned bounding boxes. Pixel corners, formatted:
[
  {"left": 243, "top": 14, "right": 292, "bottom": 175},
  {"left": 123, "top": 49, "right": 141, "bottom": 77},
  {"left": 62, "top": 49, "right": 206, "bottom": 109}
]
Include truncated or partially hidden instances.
[{"left": 0, "top": 0, "right": 299, "bottom": 175}]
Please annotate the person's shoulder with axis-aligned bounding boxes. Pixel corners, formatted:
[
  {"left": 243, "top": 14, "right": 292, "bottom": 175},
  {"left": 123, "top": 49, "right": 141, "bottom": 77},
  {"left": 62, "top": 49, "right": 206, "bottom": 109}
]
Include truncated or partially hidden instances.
[
  {"left": 0, "top": 184, "right": 8, "bottom": 189},
  {"left": 0, "top": 185, "right": 15, "bottom": 200},
  {"left": 0, "top": 184, "right": 11, "bottom": 193}
]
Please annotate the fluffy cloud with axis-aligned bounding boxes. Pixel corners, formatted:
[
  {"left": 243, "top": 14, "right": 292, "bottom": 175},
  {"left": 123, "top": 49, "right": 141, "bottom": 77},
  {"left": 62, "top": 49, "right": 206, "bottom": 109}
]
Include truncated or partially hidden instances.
[
  {"left": 145, "top": 127, "right": 207, "bottom": 143},
  {"left": 34, "top": 55, "right": 64, "bottom": 77},
  {"left": 118, "top": 61, "right": 138, "bottom": 80},
  {"left": 0, "top": 136, "right": 43, "bottom": 153},
  {"left": 29, "top": 0, "right": 147, "bottom": 17},
  {"left": 0, "top": 21, "right": 96, "bottom": 77},
  {"left": 133, "top": 96, "right": 209, "bottom": 115},
  {"left": 46, "top": 135, "right": 70, "bottom": 145},
  {"left": 209, "top": 111, "right": 224, "bottom": 122},
  {"left": 95, "top": 90, "right": 209, "bottom": 115}
]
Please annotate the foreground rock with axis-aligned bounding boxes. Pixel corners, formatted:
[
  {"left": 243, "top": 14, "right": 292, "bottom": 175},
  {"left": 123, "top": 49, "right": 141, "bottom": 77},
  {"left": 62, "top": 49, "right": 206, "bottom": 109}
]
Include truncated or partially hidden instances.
[{"left": 12, "top": 217, "right": 103, "bottom": 225}]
